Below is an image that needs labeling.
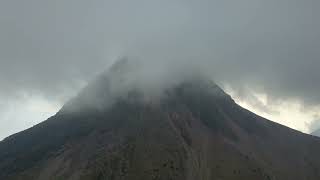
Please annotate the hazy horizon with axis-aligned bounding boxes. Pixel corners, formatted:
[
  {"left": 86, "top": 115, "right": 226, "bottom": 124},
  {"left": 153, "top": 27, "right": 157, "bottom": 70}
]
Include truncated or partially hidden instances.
[{"left": 1, "top": 0, "right": 320, "bottom": 140}]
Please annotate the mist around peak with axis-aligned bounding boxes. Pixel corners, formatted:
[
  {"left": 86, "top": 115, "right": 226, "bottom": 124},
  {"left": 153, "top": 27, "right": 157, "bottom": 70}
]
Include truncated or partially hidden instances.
[{"left": 60, "top": 57, "right": 227, "bottom": 113}]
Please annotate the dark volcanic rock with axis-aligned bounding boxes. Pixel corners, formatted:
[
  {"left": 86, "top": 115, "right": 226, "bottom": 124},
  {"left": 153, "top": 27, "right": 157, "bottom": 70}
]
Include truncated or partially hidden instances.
[{"left": 1, "top": 61, "right": 320, "bottom": 180}]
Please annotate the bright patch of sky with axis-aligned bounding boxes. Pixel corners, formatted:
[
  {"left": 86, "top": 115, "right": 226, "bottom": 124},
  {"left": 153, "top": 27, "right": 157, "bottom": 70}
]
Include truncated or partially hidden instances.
[
  {"left": 226, "top": 86, "right": 320, "bottom": 133},
  {"left": 0, "top": 95, "right": 60, "bottom": 140}
]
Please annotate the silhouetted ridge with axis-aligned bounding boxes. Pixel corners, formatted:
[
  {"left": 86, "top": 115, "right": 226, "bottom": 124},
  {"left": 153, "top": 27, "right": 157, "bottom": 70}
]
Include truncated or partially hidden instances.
[{"left": 1, "top": 59, "right": 320, "bottom": 180}]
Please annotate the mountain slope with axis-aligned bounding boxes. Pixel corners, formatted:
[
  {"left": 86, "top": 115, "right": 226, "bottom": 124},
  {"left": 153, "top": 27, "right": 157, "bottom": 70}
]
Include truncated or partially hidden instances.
[{"left": 1, "top": 62, "right": 320, "bottom": 180}]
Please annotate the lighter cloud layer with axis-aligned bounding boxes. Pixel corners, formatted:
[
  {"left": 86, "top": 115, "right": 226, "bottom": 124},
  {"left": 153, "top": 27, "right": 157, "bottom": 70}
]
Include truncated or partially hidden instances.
[
  {"left": 0, "top": 0, "right": 320, "bottom": 137},
  {"left": 226, "top": 86, "right": 320, "bottom": 133},
  {"left": 0, "top": 95, "right": 60, "bottom": 140}
]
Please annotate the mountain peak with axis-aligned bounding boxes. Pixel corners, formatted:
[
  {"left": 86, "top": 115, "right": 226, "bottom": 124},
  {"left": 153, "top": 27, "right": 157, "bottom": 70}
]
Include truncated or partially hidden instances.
[
  {"left": 61, "top": 58, "right": 229, "bottom": 113},
  {"left": 1, "top": 59, "right": 320, "bottom": 180}
]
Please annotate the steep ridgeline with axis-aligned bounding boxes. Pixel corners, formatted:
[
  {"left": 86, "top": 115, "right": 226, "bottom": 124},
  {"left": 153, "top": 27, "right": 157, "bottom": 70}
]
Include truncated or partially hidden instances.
[{"left": 1, "top": 60, "right": 320, "bottom": 180}]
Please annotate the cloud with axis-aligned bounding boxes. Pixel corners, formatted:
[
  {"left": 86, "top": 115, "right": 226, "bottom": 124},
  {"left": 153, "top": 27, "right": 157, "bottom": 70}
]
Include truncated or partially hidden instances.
[
  {"left": 0, "top": 0, "right": 319, "bottom": 108},
  {"left": 0, "top": 95, "right": 60, "bottom": 140},
  {"left": 306, "top": 112, "right": 320, "bottom": 133}
]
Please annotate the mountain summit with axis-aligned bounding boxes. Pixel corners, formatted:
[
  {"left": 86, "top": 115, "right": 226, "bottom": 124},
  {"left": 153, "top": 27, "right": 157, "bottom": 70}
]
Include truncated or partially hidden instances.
[{"left": 1, "top": 59, "right": 320, "bottom": 180}]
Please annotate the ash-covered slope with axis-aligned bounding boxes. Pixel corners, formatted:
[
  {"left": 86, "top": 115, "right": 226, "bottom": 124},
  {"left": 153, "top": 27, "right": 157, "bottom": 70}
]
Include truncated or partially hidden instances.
[{"left": 1, "top": 60, "right": 320, "bottom": 180}]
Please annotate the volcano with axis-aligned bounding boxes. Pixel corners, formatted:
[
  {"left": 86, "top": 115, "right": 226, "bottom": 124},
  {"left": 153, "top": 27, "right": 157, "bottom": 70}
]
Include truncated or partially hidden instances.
[{"left": 1, "top": 60, "right": 320, "bottom": 180}]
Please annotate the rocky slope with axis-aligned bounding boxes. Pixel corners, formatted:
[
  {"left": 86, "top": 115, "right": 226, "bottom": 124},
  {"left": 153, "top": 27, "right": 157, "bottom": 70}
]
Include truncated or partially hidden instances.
[{"left": 1, "top": 60, "right": 320, "bottom": 180}]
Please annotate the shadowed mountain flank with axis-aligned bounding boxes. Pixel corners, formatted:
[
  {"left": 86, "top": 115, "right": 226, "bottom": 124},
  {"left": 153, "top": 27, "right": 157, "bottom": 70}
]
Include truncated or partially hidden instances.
[{"left": 1, "top": 60, "right": 320, "bottom": 180}]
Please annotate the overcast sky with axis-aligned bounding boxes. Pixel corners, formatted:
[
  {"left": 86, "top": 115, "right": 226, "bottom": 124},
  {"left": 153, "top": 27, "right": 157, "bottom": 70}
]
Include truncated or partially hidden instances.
[{"left": 0, "top": 0, "right": 320, "bottom": 140}]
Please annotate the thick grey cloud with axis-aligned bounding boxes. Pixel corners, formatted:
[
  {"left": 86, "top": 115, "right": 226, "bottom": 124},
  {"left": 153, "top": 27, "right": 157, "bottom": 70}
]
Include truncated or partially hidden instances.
[{"left": 0, "top": 0, "right": 319, "bottom": 108}]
